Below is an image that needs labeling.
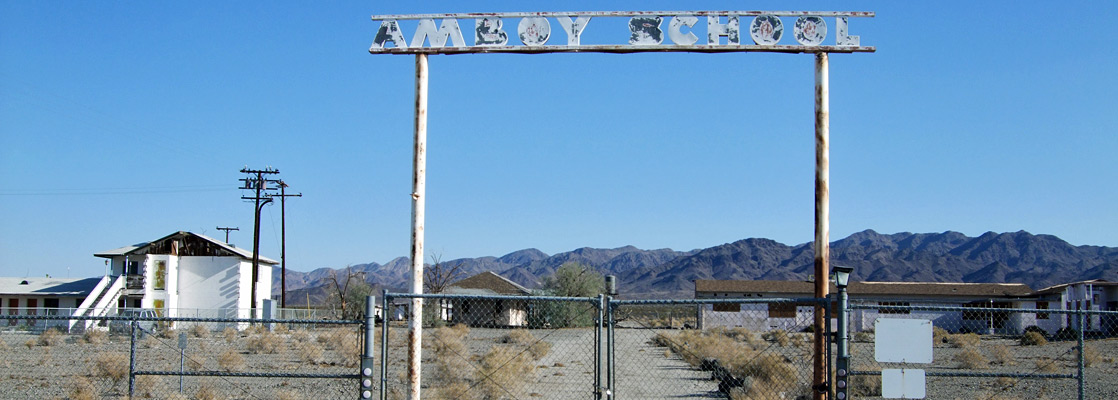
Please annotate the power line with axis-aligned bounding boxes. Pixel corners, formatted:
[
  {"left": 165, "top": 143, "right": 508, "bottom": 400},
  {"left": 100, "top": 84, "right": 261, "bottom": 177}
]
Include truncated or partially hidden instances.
[
  {"left": 240, "top": 166, "right": 280, "bottom": 319},
  {"left": 0, "top": 185, "right": 232, "bottom": 196}
]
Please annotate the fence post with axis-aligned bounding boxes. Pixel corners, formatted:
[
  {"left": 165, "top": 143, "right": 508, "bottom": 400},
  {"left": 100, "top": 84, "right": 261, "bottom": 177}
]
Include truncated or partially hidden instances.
[
  {"left": 606, "top": 297, "right": 615, "bottom": 400},
  {"left": 595, "top": 294, "right": 603, "bottom": 399},
  {"left": 128, "top": 318, "right": 138, "bottom": 398},
  {"left": 1077, "top": 310, "right": 1085, "bottom": 400},
  {"left": 381, "top": 290, "right": 391, "bottom": 400},
  {"left": 361, "top": 295, "right": 377, "bottom": 399}
]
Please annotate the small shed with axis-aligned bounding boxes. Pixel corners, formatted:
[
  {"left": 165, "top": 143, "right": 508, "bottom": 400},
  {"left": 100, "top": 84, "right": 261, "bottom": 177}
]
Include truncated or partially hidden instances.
[{"left": 444, "top": 271, "right": 532, "bottom": 327}]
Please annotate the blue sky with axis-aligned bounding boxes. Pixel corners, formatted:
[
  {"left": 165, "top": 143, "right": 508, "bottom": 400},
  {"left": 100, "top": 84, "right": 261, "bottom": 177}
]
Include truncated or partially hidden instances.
[{"left": 2, "top": 1, "right": 1115, "bottom": 279}]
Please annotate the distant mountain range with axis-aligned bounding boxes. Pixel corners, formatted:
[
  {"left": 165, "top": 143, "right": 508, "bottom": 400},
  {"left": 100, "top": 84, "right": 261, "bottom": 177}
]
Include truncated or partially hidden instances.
[{"left": 276, "top": 230, "right": 1118, "bottom": 303}]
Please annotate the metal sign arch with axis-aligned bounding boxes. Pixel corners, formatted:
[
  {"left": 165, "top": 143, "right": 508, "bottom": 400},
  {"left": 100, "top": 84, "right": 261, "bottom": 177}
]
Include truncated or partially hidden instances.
[{"left": 368, "top": 9, "right": 874, "bottom": 400}]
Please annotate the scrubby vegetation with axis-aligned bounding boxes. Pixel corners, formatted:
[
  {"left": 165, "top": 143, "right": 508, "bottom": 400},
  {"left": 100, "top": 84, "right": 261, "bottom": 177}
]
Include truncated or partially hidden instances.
[
  {"left": 1021, "top": 331, "right": 1048, "bottom": 346},
  {"left": 654, "top": 327, "right": 804, "bottom": 398}
]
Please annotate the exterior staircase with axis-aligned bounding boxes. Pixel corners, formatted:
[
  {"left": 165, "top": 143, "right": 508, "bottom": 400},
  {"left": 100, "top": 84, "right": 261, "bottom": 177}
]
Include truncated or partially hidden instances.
[{"left": 68, "top": 275, "right": 125, "bottom": 332}]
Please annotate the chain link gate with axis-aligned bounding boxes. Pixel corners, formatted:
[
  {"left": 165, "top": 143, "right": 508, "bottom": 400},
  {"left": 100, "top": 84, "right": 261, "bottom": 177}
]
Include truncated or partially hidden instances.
[{"left": 380, "top": 293, "right": 603, "bottom": 400}]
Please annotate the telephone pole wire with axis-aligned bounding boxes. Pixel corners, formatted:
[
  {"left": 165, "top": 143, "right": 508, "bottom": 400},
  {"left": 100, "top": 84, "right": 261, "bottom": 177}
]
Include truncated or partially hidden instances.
[
  {"left": 273, "top": 180, "right": 302, "bottom": 308},
  {"left": 240, "top": 166, "right": 280, "bottom": 319},
  {"left": 216, "top": 227, "right": 239, "bottom": 244}
]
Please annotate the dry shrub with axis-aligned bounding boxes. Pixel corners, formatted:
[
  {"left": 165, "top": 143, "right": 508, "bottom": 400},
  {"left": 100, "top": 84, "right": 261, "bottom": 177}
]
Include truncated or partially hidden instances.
[
  {"left": 247, "top": 331, "right": 283, "bottom": 354},
  {"left": 851, "top": 373, "right": 882, "bottom": 396},
  {"left": 298, "top": 342, "right": 324, "bottom": 364},
  {"left": 158, "top": 327, "right": 178, "bottom": 339},
  {"left": 762, "top": 329, "right": 791, "bottom": 347},
  {"left": 432, "top": 326, "right": 471, "bottom": 384},
  {"left": 499, "top": 329, "right": 551, "bottom": 360},
  {"left": 291, "top": 329, "right": 312, "bottom": 344},
  {"left": 218, "top": 349, "right": 245, "bottom": 372},
  {"left": 245, "top": 324, "right": 268, "bottom": 335},
  {"left": 1036, "top": 357, "right": 1059, "bottom": 373},
  {"left": 0, "top": 338, "right": 8, "bottom": 351},
  {"left": 24, "top": 339, "right": 35, "bottom": 349},
  {"left": 195, "top": 380, "right": 219, "bottom": 400},
  {"left": 92, "top": 352, "right": 129, "bottom": 387},
  {"left": 82, "top": 329, "right": 108, "bottom": 345},
  {"left": 728, "top": 353, "right": 796, "bottom": 386},
  {"left": 190, "top": 324, "right": 210, "bottom": 338},
  {"left": 853, "top": 331, "right": 874, "bottom": 343},
  {"left": 1021, "top": 331, "right": 1048, "bottom": 346},
  {"left": 954, "top": 347, "right": 988, "bottom": 369},
  {"left": 334, "top": 333, "right": 361, "bottom": 367},
  {"left": 135, "top": 375, "right": 163, "bottom": 398},
  {"left": 186, "top": 356, "right": 204, "bottom": 371},
  {"left": 142, "top": 335, "right": 160, "bottom": 349},
  {"left": 222, "top": 327, "right": 239, "bottom": 343},
  {"left": 990, "top": 344, "right": 1015, "bottom": 365},
  {"left": 994, "top": 376, "right": 1017, "bottom": 389},
  {"left": 1078, "top": 345, "right": 1102, "bottom": 368},
  {"left": 37, "top": 327, "right": 64, "bottom": 346},
  {"left": 67, "top": 376, "right": 98, "bottom": 400},
  {"left": 275, "top": 388, "right": 302, "bottom": 400},
  {"left": 475, "top": 346, "right": 534, "bottom": 399},
  {"left": 319, "top": 328, "right": 353, "bottom": 350},
  {"left": 947, "top": 333, "right": 981, "bottom": 348},
  {"left": 932, "top": 326, "right": 950, "bottom": 345},
  {"left": 274, "top": 323, "right": 291, "bottom": 335}
]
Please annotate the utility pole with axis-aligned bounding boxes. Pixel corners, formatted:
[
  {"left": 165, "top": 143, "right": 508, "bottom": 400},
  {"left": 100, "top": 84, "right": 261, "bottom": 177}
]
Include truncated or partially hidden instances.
[
  {"left": 239, "top": 166, "right": 280, "bottom": 319},
  {"left": 216, "top": 227, "right": 239, "bottom": 244},
  {"left": 272, "top": 180, "right": 301, "bottom": 308}
]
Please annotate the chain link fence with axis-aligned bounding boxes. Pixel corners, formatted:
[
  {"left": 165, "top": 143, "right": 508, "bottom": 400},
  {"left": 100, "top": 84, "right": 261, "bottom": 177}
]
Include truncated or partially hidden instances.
[
  {"left": 0, "top": 313, "right": 363, "bottom": 400},
  {"left": 846, "top": 303, "right": 1118, "bottom": 400},
  {"left": 612, "top": 298, "right": 826, "bottom": 400},
  {"left": 380, "top": 293, "right": 602, "bottom": 400}
]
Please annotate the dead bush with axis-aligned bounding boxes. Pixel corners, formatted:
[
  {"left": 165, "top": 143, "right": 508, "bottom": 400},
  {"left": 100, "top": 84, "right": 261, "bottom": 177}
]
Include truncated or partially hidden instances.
[
  {"left": 990, "top": 344, "right": 1015, "bottom": 365},
  {"left": 762, "top": 329, "right": 791, "bottom": 347},
  {"left": 67, "top": 376, "right": 98, "bottom": 400},
  {"left": 432, "top": 326, "right": 471, "bottom": 383},
  {"left": 82, "top": 329, "right": 108, "bottom": 345},
  {"left": 1078, "top": 345, "right": 1103, "bottom": 368},
  {"left": 222, "top": 327, "right": 239, "bottom": 343},
  {"left": 135, "top": 375, "right": 163, "bottom": 398},
  {"left": 218, "top": 349, "right": 245, "bottom": 372},
  {"left": 195, "top": 380, "right": 219, "bottom": 400},
  {"left": 853, "top": 331, "right": 874, "bottom": 343},
  {"left": 499, "top": 329, "right": 551, "bottom": 360},
  {"left": 334, "top": 333, "right": 361, "bottom": 367},
  {"left": 91, "top": 352, "right": 129, "bottom": 388},
  {"left": 190, "top": 324, "right": 210, "bottom": 338},
  {"left": 475, "top": 346, "right": 534, "bottom": 399},
  {"left": 291, "top": 329, "right": 312, "bottom": 344},
  {"left": 1020, "top": 331, "right": 1048, "bottom": 346},
  {"left": 247, "top": 331, "right": 283, "bottom": 354},
  {"left": 947, "top": 333, "right": 981, "bottom": 348},
  {"left": 37, "top": 327, "right": 64, "bottom": 346},
  {"left": 158, "top": 327, "right": 178, "bottom": 339},
  {"left": 954, "top": 347, "right": 989, "bottom": 369},
  {"left": 274, "top": 323, "right": 290, "bottom": 335},
  {"left": 186, "top": 356, "right": 204, "bottom": 371},
  {"left": 1036, "top": 358, "right": 1059, "bottom": 373},
  {"left": 728, "top": 353, "right": 796, "bottom": 386},
  {"left": 298, "top": 342, "right": 325, "bottom": 364},
  {"left": 851, "top": 373, "right": 882, "bottom": 396},
  {"left": 932, "top": 326, "right": 950, "bottom": 345}
]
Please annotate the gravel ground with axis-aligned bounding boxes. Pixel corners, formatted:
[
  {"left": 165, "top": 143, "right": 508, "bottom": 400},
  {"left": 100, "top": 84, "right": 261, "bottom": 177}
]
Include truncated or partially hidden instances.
[{"left": 2, "top": 326, "right": 1116, "bottom": 399}]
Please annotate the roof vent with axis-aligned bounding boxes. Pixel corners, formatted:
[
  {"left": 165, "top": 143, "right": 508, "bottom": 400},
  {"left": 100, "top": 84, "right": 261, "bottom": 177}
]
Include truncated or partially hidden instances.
[{"left": 19, "top": 280, "right": 29, "bottom": 285}]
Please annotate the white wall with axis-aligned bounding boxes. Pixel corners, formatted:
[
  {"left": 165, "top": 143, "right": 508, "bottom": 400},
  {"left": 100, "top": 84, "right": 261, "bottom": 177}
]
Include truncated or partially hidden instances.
[{"left": 177, "top": 256, "right": 243, "bottom": 313}]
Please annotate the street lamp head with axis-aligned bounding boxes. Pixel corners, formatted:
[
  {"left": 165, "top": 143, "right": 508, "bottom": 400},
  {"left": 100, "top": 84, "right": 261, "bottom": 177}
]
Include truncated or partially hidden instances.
[{"left": 832, "top": 265, "right": 854, "bottom": 288}]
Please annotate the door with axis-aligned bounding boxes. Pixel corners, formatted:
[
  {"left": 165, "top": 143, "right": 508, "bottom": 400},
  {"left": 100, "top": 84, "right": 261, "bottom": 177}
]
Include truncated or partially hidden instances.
[
  {"left": 7, "top": 299, "right": 16, "bottom": 326},
  {"left": 27, "top": 299, "right": 37, "bottom": 326}
]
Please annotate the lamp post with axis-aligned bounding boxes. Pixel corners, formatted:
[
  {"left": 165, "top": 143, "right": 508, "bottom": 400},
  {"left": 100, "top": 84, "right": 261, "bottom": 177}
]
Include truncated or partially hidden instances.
[{"left": 832, "top": 265, "right": 853, "bottom": 400}]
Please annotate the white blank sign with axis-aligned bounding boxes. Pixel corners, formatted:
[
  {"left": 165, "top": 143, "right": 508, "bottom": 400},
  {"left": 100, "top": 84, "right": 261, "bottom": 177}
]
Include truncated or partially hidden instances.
[
  {"left": 875, "top": 318, "right": 933, "bottom": 363},
  {"left": 882, "top": 369, "right": 926, "bottom": 399}
]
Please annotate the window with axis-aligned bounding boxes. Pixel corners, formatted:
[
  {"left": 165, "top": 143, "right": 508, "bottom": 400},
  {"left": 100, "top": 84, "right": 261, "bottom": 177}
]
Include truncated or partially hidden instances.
[
  {"left": 768, "top": 303, "right": 796, "bottom": 318},
  {"left": 44, "top": 298, "right": 59, "bottom": 316},
  {"left": 878, "top": 301, "right": 911, "bottom": 314},
  {"left": 713, "top": 303, "right": 741, "bottom": 312},
  {"left": 1036, "top": 301, "right": 1049, "bottom": 320},
  {"left": 154, "top": 260, "right": 167, "bottom": 290}
]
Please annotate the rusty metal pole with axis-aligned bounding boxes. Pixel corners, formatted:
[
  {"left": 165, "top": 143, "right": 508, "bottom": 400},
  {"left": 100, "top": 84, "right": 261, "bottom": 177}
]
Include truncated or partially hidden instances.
[
  {"left": 812, "top": 51, "right": 830, "bottom": 400},
  {"left": 407, "top": 53, "right": 428, "bottom": 400}
]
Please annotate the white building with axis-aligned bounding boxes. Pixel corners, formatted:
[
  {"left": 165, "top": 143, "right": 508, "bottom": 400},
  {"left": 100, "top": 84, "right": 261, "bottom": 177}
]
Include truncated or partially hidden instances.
[
  {"left": 1030, "top": 280, "right": 1118, "bottom": 335},
  {"left": 695, "top": 279, "right": 1042, "bottom": 335},
  {"left": 64, "top": 231, "right": 277, "bottom": 330},
  {"left": 0, "top": 277, "right": 102, "bottom": 331}
]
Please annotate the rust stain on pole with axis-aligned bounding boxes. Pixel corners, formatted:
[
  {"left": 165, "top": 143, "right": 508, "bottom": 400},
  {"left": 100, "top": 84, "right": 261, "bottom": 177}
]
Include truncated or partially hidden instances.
[
  {"left": 408, "top": 53, "right": 428, "bottom": 400},
  {"left": 812, "top": 51, "right": 830, "bottom": 400}
]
